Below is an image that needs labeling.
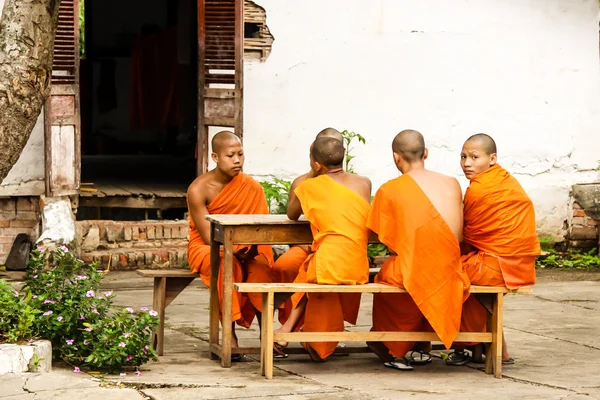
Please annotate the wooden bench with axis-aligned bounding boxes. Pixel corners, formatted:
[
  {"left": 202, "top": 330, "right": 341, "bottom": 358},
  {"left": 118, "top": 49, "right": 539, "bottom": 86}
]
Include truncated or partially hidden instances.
[
  {"left": 137, "top": 267, "right": 383, "bottom": 356},
  {"left": 234, "top": 282, "right": 532, "bottom": 380},
  {"left": 136, "top": 269, "right": 199, "bottom": 356}
]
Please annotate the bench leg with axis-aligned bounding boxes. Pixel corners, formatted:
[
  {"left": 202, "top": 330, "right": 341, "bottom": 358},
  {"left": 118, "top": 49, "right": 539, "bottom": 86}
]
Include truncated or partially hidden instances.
[
  {"left": 260, "top": 292, "right": 268, "bottom": 376},
  {"left": 152, "top": 277, "right": 167, "bottom": 356},
  {"left": 492, "top": 293, "right": 504, "bottom": 378},
  {"left": 209, "top": 227, "right": 220, "bottom": 361},
  {"left": 264, "top": 292, "right": 274, "bottom": 379},
  {"left": 221, "top": 228, "right": 234, "bottom": 368},
  {"left": 485, "top": 307, "right": 493, "bottom": 375}
]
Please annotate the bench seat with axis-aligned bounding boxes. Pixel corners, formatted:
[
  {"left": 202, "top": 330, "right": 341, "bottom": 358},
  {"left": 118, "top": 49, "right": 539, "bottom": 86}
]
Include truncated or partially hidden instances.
[{"left": 234, "top": 282, "right": 532, "bottom": 380}]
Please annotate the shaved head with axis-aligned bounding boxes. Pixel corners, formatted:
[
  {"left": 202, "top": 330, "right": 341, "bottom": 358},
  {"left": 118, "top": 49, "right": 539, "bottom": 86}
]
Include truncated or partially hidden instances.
[
  {"left": 311, "top": 137, "right": 344, "bottom": 168},
  {"left": 392, "top": 129, "right": 426, "bottom": 162},
  {"left": 316, "top": 127, "right": 343, "bottom": 142},
  {"left": 465, "top": 133, "right": 497, "bottom": 155},
  {"left": 212, "top": 131, "right": 241, "bottom": 154}
]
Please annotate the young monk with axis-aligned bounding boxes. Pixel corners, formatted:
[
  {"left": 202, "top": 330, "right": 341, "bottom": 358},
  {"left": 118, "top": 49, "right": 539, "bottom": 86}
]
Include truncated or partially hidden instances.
[
  {"left": 273, "top": 137, "right": 372, "bottom": 361},
  {"left": 367, "top": 129, "right": 469, "bottom": 371},
  {"left": 187, "top": 131, "right": 274, "bottom": 357},
  {"left": 272, "top": 127, "right": 345, "bottom": 284},
  {"left": 272, "top": 128, "right": 345, "bottom": 324},
  {"left": 447, "top": 133, "right": 540, "bottom": 366}
]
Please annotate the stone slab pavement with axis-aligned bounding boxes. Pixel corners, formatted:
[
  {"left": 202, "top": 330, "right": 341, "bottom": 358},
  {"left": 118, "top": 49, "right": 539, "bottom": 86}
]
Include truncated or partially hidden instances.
[{"left": 1, "top": 270, "right": 599, "bottom": 400}]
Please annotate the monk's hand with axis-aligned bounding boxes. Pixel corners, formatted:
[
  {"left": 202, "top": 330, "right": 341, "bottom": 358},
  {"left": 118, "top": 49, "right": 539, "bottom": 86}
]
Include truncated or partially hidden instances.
[{"left": 235, "top": 245, "right": 259, "bottom": 263}]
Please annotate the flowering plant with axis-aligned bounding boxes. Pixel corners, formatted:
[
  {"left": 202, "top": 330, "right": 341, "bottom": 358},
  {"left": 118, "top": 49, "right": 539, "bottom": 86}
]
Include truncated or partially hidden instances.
[
  {"left": 0, "top": 280, "right": 40, "bottom": 343},
  {"left": 20, "top": 246, "right": 158, "bottom": 372}
]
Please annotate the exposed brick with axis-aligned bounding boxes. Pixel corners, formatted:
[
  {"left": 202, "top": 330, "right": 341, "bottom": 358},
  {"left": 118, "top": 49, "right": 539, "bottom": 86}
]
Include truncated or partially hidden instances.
[
  {"left": 15, "top": 211, "right": 39, "bottom": 221},
  {"left": 119, "top": 254, "right": 128, "bottom": 267},
  {"left": 139, "top": 232, "right": 147, "bottom": 241},
  {"left": 132, "top": 227, "right": 140, "bottom": 241},
  {"left": 101, "top": 254, "right": 110, "bottom": 266},
  {"left": 163, "top": 227, "right": 172, "bottom": 239},
  {"left": 147, "top": 226, "right": 155, "bottom": 240},
  {"left": 1, "top": 227, "right": 33, "bottom": 237},
  {"left": 123, "top": 227, "right": 132, "bottom": 241},
  {"left": 0, "top": 237, "right": 14, "bottom": 244},
  {"left": 573, "top": 202, "right": 582, "bottom": 210},
  {"left": 132, "top": 242, "right": 155, "bottom": 249},
  {"left": 16, "top": 198, "right": 34, "bottom": 211},
  {"left": 118, "top": 242, "right": 133, "bottom": 248},
  {"left": 144, "top": 251, "right": 154, "bottom": 265},
  {"left": 135, "top": 252, "right": 145, "bottom": 266},
  {"left": 155, "top": 225, "right": 163, "bottom": 239},
  {"left": 0, "top": 211, "right": 16, "bottom": 220},
  {"left": 106, "top": 225, "right": 123, "bottom": 242},
  {"left": 171, "top": 226, "right": 181, "bottom": 239},
  {"left": 10, "top": 220, "right": 38, "bottom": 228},
  {"left": 588, "top": 218, "right": 599, "bottom": 226},
  {"left": 81, "top": 254, "right": 94, "bottom": 264},
  {"left": 158, "top": 249, "right": 169, "bottom": 262},
  {"left": 0, "top": 199, "right": 15, "bottom": 212},
  {"left": 571, "top": 217, "right": 586, "bottom": 226},
  {"left": 570, "top": 226, "right": 598, "bottom": 240},
  {"left": 0, "top": 220, "right": 9, "bottom": 228}
]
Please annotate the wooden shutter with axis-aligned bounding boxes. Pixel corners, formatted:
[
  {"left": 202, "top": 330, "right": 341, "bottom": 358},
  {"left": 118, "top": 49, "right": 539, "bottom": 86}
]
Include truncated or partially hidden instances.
[
  {"left": 45, "top": 0, "right": 81, "bottom": 197},
  {"left": 197, "top": 0, "right": 244, "bottom": 174}
]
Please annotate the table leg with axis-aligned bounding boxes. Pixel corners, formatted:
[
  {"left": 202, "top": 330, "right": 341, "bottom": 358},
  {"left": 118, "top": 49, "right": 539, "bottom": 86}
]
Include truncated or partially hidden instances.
[
  {"left": 221, "top": 227, "right": 234, "bottom": 368},
  {"left": 493, "top": 293, "right": 504, "bottom": 378},
  {"left": 260, "top": 292, "right": 268, "bottom": 376},
  {"left": 209, "top": 223, "right": 220, "bottom": 360},
  {"left": 264, "top": 292, "right": 275, "bottom": 380}
]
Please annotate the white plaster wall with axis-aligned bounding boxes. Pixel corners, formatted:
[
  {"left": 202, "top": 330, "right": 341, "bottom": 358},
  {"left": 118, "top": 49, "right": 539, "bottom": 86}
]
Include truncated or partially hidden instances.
[{"left": 242, "top": 0, "right": 600, "bottom": 239}]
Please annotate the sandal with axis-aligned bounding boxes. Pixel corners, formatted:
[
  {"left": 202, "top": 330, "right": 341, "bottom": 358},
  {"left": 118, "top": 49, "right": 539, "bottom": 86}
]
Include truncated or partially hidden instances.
[
  {"left": 503, "top": 357, "right": 515, "bottom": 365},
  {"left": 406, "top": 350, "right": 432, "bottom": 365},
  {"left": 230, "top": 354, "right": 248, "bottom": 362},
  {"left": 273, "top": 343, "right": 288, "bottom": 359},
  {"left": 384, "top": 357, "right": 414, "bottom": 371},
  {"left": 446, "top": 350, "right": 472, "bottom": 366}
]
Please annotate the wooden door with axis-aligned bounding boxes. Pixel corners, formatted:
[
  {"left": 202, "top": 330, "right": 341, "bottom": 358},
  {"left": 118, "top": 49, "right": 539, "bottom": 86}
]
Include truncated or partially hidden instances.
[
  {"left": 45, "top": 0, "right": 81, "bottom": 197},
  {"left": 197, "top": 0, "right": 244, "bottom": 175}
]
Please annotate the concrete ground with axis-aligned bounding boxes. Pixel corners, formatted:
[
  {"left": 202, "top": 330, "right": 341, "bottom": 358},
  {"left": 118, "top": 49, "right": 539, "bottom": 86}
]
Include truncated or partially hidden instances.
[{"left": 1, "top": 269, "right": 599, "bottom": 400}]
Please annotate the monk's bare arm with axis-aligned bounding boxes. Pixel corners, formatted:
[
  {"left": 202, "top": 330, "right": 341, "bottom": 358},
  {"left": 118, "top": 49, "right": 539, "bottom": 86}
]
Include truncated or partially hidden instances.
[
  {"left": 287, "top": 173, "right": 311, "bottom": 220},
  {"left": 187, "top": 183, "right": 211, "bottom": 244},
  {"left": 451, "top": 178, "right": 464, "bottom": 242}
]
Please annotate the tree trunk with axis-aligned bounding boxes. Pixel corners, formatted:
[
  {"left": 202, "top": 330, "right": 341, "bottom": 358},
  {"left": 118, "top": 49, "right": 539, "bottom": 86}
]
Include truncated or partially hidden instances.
[{"left": 0, "top": 0, "right": 61, "bottom": 184}]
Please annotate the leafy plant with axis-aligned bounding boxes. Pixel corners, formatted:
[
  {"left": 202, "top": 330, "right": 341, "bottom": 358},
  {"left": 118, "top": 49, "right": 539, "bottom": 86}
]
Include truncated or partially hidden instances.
[
  {"left": 19, "top": 246, "right": 158, "bottom": 373},
  {"left": 367, "top": 243, "right": 390, "bottom": 258},
  {"left": 260, "top": 177, "right": 291, "bottom": 214},
  {"left": 0, "top": 280, "right": 39, "bottom": 343},
  {"left": 536, "top": 248, "right": 600, "bottom": 270},
  {"left": 79, "top": 0, "right": 85, "bottom": 58},
  {"left": 340, "top": 130, "right": 366, "bottom": 173},
  {"left": 30, "top": 354, "right": 45, "bottom": 372},
  {"left": 538, "top": 236, "right": 555, "bottom": 251}
]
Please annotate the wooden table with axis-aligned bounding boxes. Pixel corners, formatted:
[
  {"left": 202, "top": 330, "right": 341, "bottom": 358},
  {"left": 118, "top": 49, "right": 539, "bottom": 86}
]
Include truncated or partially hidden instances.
[{"left": 205, "top": 214, "right": 313, "bottom": 367}]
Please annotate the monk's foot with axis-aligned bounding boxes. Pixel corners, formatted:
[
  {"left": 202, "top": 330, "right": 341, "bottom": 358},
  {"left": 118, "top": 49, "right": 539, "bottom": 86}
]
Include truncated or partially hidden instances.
[
  {"left": 412, "top": 341, "right": 432, "bottom": 354},
  {"left": 273, "top": 328, "right": 289, "bottom": 348},
  {"left": 446, "top": 349, "right": 472, "bottom": 366},
  {"left": 304, "top": 343, "right": 325, "bottom": 363},
  {"left": 367, "top": 341, "right": 394, "bottom": 363}
]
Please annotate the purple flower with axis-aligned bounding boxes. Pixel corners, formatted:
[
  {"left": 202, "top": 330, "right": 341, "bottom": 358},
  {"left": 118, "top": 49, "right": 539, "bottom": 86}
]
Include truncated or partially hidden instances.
[
  {"left": 33, "top": 275, "right": 38, "bottom": 279},
  {"left": 46, "top": 283, "right": 52, "bottom": 287},
  {"left": 126, "top": 356, "right": 132, "bottom": 361},
  {"left": 13, "top": 291, "right": 19, "bottom": 297},
  {"left": 43, "top": 299, "right": 55, "bottom": 304},
  {"left": 58, "top": 245, "right": 69, "bottom": 252},
  {"left": 120, "top": 372, "right": 126, "bottom": 377},
  {"left": 75, "top": 275, "right": 88, "bottom": 281},
  {"left": 86, "top": 290, "right": 95, "bottom": 298},
  {"left": 149, "top": 310, "right": 158, "bottom": 317},
  {"left": 32, "top": 295, "right": 38, "bottom": 299},
  {"left": 140, "top": 307, "right": 149, "bottom": 312},
  {"left": 143, "top": 345, "right": 148, "bottom": 353},
  {"left": 125, "top": 307, "right": 134, "bottom": 313},
  {"left": 66, "top": 339, "right": 74, "bottom": 345},
  {"left": 83, "top": 340, "right": 89, "bottom": 345},
  {"left": 28, "top": 339, "right": 34, "bottom": 344},
  {"left": 135, "top": 371, "right": 142, "bottom": 377},
  {"left": 37, "top": 246, "right": 46, "bottom": 252},
  {"left": 57, "top": 316, "right": 64, "bottom": 322},
  {"left": 43, "top": 310, "right": 53, "bottom": 316},
  {"left": 92, "top": 309, "right": 99, "bottom": 315},
  {"left": 103, "top": 291, "right": 113, "bottom": 297},
  {"left": 118, "top": 342, "right": 126, "bottom": 348},
  {"left": 73, "top": 367, "right": 80, "bottom": 373},
  {"left": 84, "top": 327, "right": 93, "bottom": 332},
  {"left": 123, "top": 333, "right": 131, "bottom": 338},
  {"left": 79, "top": 314, "right": 85, "bottom": 320}
]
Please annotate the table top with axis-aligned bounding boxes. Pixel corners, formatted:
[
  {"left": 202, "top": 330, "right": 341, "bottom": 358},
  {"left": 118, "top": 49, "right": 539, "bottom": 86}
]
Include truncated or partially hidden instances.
[{"left": 205, "top": 214, "right": 309, "bottom": 226}]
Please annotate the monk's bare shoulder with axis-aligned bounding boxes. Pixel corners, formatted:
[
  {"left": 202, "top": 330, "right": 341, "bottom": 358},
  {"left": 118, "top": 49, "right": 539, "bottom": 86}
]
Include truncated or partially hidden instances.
[{"left": 187, "top": 171, "right": 215, "bottom": 204}]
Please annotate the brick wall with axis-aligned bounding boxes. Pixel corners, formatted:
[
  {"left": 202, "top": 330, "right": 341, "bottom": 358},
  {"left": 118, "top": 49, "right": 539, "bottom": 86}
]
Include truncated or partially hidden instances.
[
  {"left": 77, "top": 220, "right": 189, "bottom": 270},
  {"left": 568, "top": 202, "right": 599, "bottom": 251},
  {"left": 0, "top": 197, "right": 41, "bottom": 264}
]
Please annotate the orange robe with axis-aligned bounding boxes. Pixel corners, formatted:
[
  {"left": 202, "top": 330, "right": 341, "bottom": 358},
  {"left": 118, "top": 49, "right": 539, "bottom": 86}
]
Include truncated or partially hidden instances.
[
  {"left": 292, "top": 175, "right": 371, "bottom": 359},
  {"left": 369, "top": 175, "right": 469, "bottom": 356},
  {"left": 460, "top": 164, "right": 540, "bottom": 334},
  {"left": 272, "top": 246, "right": 309, "bottom": 323},
  {"left": 187, "top": 173, "right": 274, "bottom": 328}
]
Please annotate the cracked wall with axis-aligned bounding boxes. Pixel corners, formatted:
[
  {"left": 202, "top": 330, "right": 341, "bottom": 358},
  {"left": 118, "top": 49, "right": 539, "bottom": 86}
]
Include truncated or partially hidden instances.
[{"left": 241, "top": 0, "right": 600, "bottom": 240}]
